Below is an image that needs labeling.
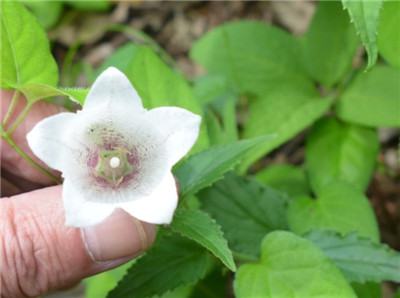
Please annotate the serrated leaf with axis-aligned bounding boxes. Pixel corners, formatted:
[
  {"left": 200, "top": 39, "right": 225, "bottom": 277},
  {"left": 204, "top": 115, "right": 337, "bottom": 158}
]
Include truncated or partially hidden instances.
[
  {"left": 234, "top": 231, "right": 356, "bottom": 298},
  {"left": 306, "top": 117, "right": 379, "bottom": 194},
  {"left": 174, "top": 135, "right": 275, "bottom": 198},
  {"left": 302, "top": 1, "right": 358, "bottom": 87},
  {"left": 307, "top": 230, "right": 400, "bottom": 283},
  {"left": 107, "top": 235, "right": 213, "bottom": 298},
  {"left": 200, "top": 173, "right": 288, "bottom": 258},
  {"left": 342, "top": 0, "right": 383, "bottom": 69},
  {"left": 288, "top": 182, "right": 379, "bottom": 242},
  {"left": 336, "top": 65, "right": 400, "bottom": 127},
  {"left": 0, "top": 1, "right": 58, "bottom": 96},
  {"left": 191, "top": 20, "right": 307, "bottom": 95},
  {"left": 378, "top": 1, "right": 400, "bottom": 68},
  {"left": 255, "top": 163, "right": 310, "bottom": 198},
  {"left": 170, "top": 209, "right": 236, "bottom": 271},
  {"left": 240, "top": 80, "right": 332, "bottom": 171}
]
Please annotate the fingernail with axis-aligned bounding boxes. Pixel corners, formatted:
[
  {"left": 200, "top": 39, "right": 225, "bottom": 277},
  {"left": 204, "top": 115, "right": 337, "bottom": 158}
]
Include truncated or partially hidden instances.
[{"left": 82, "top": 209, "right": 156, "bottom": 262}]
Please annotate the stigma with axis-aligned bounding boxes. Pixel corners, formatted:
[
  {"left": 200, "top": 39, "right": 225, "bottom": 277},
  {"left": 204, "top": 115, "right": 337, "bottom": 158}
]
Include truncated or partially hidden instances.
[{"left": 109, "top": 156, "right": 121, "bottom": 168}]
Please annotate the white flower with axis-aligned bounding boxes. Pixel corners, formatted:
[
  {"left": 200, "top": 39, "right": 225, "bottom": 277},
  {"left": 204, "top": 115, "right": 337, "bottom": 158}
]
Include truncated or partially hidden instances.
[{"left": 27, "top": 67, "right": 201, "bottom": 227}]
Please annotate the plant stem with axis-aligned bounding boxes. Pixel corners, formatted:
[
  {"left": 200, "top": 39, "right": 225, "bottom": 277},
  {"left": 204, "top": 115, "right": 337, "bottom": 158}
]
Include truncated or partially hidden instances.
[
  {"left": 7, "top": 102, "right": 33, "bottom": 135},
  {"left": 0, "top": 127, "right": 61, "bottom": 184},
  {"left": 2, "top": 90, "right": 20, "bottom": 127}
]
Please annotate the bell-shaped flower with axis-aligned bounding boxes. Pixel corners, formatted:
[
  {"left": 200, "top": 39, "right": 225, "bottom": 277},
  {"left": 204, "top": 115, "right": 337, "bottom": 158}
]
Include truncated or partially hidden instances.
[{"left": 27, "top": 67, "right": 201, "bottom": 227}]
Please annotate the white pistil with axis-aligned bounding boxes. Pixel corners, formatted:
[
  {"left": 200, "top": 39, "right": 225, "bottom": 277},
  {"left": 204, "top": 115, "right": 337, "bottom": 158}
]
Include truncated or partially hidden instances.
[{"left": 109, "top": 156, "right": 121, "bottom": 168}]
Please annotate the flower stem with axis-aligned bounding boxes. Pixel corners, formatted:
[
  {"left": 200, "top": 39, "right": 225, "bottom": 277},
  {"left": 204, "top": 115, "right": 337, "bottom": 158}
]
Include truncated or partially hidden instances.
[
  {"left": 0, "top": 126, "right": 61, "bottom": 184},
  {"left": 2, "top": 90, "right": 20, "bottom": 127},
  {"left": 7, "top": 102, "right": 33, "bottom": 135}
]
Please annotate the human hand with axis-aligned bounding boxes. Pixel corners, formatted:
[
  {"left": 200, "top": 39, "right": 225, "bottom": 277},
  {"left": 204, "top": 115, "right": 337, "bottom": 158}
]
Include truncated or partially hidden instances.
[{"left": 0, "top": 91, "right": 156, "bottom": 298}]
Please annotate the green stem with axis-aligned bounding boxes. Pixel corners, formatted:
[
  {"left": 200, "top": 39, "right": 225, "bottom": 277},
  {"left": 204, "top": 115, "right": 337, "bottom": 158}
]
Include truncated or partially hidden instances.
[
  {"left": 2, "top": 90, "right": 20, "bottom": 127},
  {"left": 1, "top": 127, "right": 61, "bottom": 184},
  {"left": 7, "top": 102, "right": 33, "bottom": 135}
]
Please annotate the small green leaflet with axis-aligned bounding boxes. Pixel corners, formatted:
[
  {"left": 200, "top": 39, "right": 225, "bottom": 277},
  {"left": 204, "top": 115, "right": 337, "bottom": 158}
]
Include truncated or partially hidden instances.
[
  {"left": 306, "top": 117, "right": 379, "bottom": 194},
  {"left": 307, "top": 230, "right": 400, "bottom": 283},
  {"left": 234, "top": 231, "right": 356, "bottom": 298},
  {"left": 22, "top": 1, "right": 63, "bottom": 29},
  {"left": 342, "top": 0, "right": 383, "bottom": 69},
  {"left": 240, "top": 79, "right": 332, "bottom": 171},
  {"left": 336, "top": 66, "right": 400, "bottom": 127},
  {"left": 302, "top": 1, "right": 358, "bottom": 87},
  {"left": 200, "top": 173, "right": 288, "bottom": 258},
  {"left": 256, "top": 163, "right": 310, "bottom": 198},
  {"left": 191, "top": 20, "right": 307, "bottom": 95},
  {"left": 19, "top": 83, "right": 88, "bottom": 104},
  {"left": 170, "top": 209, "right": 236, "bottom": 271},
  {"left": 107, "top": 234, "right": 213, "bottom": 298},
  {"left": 0, "top": 1, "right": 58, "bottom": 94},
  {"left": 377, "top": 1, "right": 400, "bottom": 68},
  {"left": 288, "top": 181, "right": 379, "bottom": 242},
  {"left": 174, "top": 135, "right": 275, "bottom": 198}
]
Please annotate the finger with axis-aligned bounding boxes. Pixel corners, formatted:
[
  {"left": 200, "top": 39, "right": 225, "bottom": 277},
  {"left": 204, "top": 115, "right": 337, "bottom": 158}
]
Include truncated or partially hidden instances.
[
  {"left": 1, "top": 90, "right": 63, "bottom": 186},
  {"left": 0, "top": 186, "right": 156, "bottom": 298}
]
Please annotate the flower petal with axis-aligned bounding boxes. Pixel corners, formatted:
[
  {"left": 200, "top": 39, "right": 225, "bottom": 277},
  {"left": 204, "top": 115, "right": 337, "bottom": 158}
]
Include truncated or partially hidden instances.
[
  {"left": 83, "top": 67, "right": 144, "bottom": 112},
  {"left": 146, "top": 107, "right": 201, "bottom": 166},
  {"left": 27, "top": 112, "right": 76, "bottom": 171},
  {"left": 120, "top": 172, "right": 178, "bottom": 224},
  {"left": 63, "top": 179, "right": 115, "bottom": 227}
]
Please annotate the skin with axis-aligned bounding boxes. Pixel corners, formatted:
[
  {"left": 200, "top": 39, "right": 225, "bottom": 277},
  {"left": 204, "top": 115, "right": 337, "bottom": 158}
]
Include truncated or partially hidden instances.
[{"left": 0, "top": 91, "right": 156, "bottom": 298}]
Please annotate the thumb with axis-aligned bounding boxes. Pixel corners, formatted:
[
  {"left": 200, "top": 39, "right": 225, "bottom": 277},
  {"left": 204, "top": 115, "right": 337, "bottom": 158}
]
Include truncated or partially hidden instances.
[{"left": 0, "top": 186, "right": 156, "bottom": 298}]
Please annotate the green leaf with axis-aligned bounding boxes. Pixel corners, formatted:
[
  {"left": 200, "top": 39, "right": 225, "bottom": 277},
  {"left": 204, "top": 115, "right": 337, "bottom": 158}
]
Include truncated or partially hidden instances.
[
  {"left": 85, "top": 262, "right": 132, "bottom": 298},
  {"left": 307, "top": 230, "right": 400, "bottom": 283},
  {"left": 302, "top": 1, "right": 358, "bottom": 87},
  {"left": 19, "top": 83, "right": 88, "bottom": 104},
  {"left": 108, "top": 234, "right": 213, "bottom": 298},
  {"left": 306, "top": 117, "right": 379, "bottom": 194},
  {"left": 288, "top": 182, "right": 379, "bottom": 242},
  {"left": 234, "top": 231, "right": 356, "bottom": 298},
  {"left": 351, "top": 282, "right": 381, "bottom": 298},
  {"left": 0, "top": 1, "right": 58, "bottom": 95},
  {"left": 336, "top": 65, "right": 400, "bottom": 127},
  {"left": 200, "top": 173, "right": 288, "bottom": 258},
  {"left": 342, "top": 0, "right": 383, "bottom": 69},
  {"left": 240, "top": 80, "right": 332, "bottom": 171},
  {"left": 378, "top": 0, "right": 400, "bottom": 68},
  {"left": 194, "top": 75, "right": 238, "bottom": 145},
  {"left": 65, "top": 0, "right": 111, "bottom": 11},
  {"left": 191, "top": 20, "right": 307, "bottom": 95},
  {"left": 174, "top": 135, "right": 275, "bottom": 198},
  {"left": 22, "top": 1, "right": 63, "bottom": 29},
  {"left": 100, "top": 44, "right": 209, "bottom": 151},
  {"left": 190, "top": 269, "right": 228, "bottom": 298},
  {"left": 255, "top": 164, "right": 310, "bottom": 198},
  {"left": 170, "top": 209, "right": 236, "bottom": 271}
]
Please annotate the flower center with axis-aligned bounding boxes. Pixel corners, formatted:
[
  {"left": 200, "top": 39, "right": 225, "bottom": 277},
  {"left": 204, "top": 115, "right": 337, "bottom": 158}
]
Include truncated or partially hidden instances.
[{"left": 94, "top": 148, "right": 134, "bottom": 187}]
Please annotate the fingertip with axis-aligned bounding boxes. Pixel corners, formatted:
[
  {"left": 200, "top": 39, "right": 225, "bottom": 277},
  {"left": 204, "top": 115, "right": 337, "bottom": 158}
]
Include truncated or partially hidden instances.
[{"left": 82, "top": 209, "right": 156, "bottom": 262}]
